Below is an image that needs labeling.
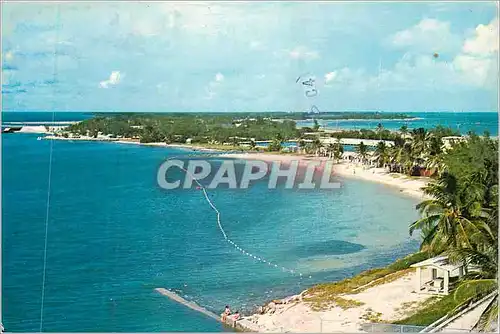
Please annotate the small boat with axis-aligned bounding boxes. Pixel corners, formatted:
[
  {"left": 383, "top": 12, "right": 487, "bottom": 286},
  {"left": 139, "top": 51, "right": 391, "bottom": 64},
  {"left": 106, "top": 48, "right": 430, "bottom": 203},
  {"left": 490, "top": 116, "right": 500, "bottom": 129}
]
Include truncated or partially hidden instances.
[{"left": 37, "top": 136, "right": 42, "bottom": 140}]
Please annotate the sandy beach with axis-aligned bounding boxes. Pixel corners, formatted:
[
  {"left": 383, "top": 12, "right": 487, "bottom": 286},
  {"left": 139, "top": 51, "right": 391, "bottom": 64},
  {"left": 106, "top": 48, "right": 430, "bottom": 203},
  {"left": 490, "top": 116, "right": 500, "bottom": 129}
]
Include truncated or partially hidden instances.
[
  {"left": 241, "top": 269, "right": 434, "bottom": 333},
  {"left": 223, "top": 152, "right": 430, "bottom": 199}
]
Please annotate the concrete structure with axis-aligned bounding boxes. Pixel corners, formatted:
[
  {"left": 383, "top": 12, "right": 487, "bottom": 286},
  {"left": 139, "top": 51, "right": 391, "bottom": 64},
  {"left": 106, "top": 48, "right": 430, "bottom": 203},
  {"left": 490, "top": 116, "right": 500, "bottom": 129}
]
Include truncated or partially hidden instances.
[
  {"left": 442, "top": 136, "right": 467, "bottom": 150},
  {"left": 155, "top": 288, "right": 258, "bottom": 332},
  {"left": 320, "top": 137, "right": 394, "bottom": 147},
  {"left": 411, "top": 256, "right": 464, "bottom": 295}
]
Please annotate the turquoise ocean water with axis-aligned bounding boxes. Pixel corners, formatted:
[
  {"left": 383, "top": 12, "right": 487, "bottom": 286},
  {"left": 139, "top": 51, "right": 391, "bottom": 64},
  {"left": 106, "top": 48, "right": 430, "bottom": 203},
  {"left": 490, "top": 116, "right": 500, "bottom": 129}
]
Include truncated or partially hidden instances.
[
  {"left": 297, "top": 112, "right": 498, "bottom": 136},
  {"left": 2, "top": 111, "right": 496, "bottom": 332}
]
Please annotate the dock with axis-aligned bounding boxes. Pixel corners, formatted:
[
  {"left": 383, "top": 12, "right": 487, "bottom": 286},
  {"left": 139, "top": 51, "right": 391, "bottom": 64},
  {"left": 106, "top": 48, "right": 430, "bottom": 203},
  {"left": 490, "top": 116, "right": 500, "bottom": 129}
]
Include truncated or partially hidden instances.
[{"left": 155, "top": 288, "right": 259, "bottom": 332}]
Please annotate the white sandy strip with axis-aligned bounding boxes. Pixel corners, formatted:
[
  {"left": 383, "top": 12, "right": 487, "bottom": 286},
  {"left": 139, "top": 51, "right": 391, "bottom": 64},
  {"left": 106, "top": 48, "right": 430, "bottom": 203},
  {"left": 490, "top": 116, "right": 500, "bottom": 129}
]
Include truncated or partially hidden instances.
[
  {"left": 18, "top": 125, "right": 49, "bottom": 133},
  {"left": 223, "top": 152, "right": 430, "bottom": 199},
  {"left": 115, "top": 141, "right": 219, "bottom": 152},
  {"left": 245, "top": 270, "right": 434, "bottom": 333},
  {"left": 333, "top": 163, "right": 431, "bottom": 200},
  {"left": 44, "top": 137, "right": 220, "bottom": 152}
]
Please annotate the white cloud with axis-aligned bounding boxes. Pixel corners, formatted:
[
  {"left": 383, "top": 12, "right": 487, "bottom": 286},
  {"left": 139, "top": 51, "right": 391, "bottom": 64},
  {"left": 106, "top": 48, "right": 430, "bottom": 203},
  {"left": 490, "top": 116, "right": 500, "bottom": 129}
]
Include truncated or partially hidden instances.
[
  {"left": 4, "top": 50, "right": 14, "bottom": 62},
  {"left": 462, "top": 17, "right": 499, "bottom": 55},
  {"left": 390, "top": 18, "right": 461, "bottom": 53},
  {"left": 204, "top": 72, "right": 224, "bottom": 99},
  {"left": 324, "top": 71, "right": 337, "bottom": 83},
  {"left": 99, "top": 71, "right": 122, "bottom": 88},
  {"left": 204, "top": 86, "right": 216, "bottom": 100},
  {"left": 249, "top": 41, "right": 263, "bottom": 50},
  {"left": 381, "top": 17, "right": 499, "bottom": 90},
  {"left": 215, "top": 72, "right": 224, "bottom": 82},
  {"left": 454, "top": 17, "right": 498, "bottom": 87},
  {"left": 159, "top": 3, "right": 250, "bottom": 37},
  {"left": 289, "top": 46, "right": 319, "bottom": 60}
]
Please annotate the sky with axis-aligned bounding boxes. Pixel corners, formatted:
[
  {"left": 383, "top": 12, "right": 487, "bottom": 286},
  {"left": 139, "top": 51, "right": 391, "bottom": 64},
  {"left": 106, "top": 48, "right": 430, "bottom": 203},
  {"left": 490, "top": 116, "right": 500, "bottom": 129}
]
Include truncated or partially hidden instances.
[{"left": 2, "top": 1, "right": 499, "bottom": 113}]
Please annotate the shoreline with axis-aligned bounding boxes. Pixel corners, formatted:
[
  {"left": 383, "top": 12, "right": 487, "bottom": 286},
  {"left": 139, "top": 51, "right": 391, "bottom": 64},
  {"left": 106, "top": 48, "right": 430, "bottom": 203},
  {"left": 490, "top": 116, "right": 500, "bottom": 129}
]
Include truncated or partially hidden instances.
[
  {"left": 43, "top": 136, "right": 430, "bottom": 199},
  {"left": 223, "top": 152, "right": 429, "bottom": 199},
  {"left": 41, "top": 135, "right": 434, "bottom": 332},
  {"left": 241, "top": 268, "right": 430, "bottom": 333},
  {"left": 43, "top": 136, "right": 225, "bottom": 152}
]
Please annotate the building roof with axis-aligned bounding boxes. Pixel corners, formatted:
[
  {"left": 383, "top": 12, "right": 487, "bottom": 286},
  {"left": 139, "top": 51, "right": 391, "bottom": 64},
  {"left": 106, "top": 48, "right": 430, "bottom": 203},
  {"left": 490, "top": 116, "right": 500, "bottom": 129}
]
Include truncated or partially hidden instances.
[{"left": 410, "top": 255, "right": 463, "bottom": 272}]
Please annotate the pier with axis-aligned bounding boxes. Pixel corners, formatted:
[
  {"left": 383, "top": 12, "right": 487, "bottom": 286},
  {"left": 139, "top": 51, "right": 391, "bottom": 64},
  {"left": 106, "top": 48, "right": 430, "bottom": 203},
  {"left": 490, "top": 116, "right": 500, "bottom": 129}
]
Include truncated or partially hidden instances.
[{"left": 155, "top": 288, "right": 258, "bottom": 332}]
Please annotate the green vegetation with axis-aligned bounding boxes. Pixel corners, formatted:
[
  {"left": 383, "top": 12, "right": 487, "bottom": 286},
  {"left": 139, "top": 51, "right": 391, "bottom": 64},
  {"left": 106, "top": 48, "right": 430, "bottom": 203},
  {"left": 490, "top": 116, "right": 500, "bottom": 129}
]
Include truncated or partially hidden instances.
[
  {"left": 366, "top": 126, "right": 465, "bottom": 176},
  {"left": 361, "top": 309, "right": 383, "bottom": 322},
  {"left": 90, "top": 111, "right": 415, "bottom": 122},
  {"left": 68, "top": 114, "right": 300, "bottom": 145},
  {"left": 303, "top": 130, "right": 498, "bottom": 329},
  {"left": 404, "top": 133, "right": 498, "bottom": 330},
  {"left": 71, "top": 112, "right": 497, "bottom": 329},
  {"left": 330, "top": 297, "right": 365, "bottom": 310},
  {"left": 395, "top": 286, "right": 485, "bottom": 326},
  {"left": 318, "top": 125, "right": 459, "bottom": 142},
  {"left": 394, "top": 297, "right": 440, "bottom": 319},
  {"left": 70, "top": 112, "right": 421, "bottom": 146}
]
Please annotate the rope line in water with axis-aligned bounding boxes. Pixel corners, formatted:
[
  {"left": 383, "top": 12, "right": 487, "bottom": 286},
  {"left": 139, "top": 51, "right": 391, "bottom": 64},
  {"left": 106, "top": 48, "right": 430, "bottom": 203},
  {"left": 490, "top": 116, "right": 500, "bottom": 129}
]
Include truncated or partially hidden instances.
[{"left": 166, "top": 151, "right": 309, "bottom": 278}]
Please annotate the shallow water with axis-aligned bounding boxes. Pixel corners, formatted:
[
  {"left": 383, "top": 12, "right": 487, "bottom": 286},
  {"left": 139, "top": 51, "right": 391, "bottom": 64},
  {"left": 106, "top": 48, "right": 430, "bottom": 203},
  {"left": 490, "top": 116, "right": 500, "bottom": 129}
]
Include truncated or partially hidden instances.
[{"left": 2, "top": 133, "right": 421, "bottom": 332}]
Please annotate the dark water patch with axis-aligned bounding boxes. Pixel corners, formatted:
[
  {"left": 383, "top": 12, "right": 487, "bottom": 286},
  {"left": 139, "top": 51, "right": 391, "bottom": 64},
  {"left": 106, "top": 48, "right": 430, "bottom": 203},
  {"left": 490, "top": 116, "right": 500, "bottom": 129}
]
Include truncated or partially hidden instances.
[{"left": 291, "top": 240, "right": 365, "bottom": 257}]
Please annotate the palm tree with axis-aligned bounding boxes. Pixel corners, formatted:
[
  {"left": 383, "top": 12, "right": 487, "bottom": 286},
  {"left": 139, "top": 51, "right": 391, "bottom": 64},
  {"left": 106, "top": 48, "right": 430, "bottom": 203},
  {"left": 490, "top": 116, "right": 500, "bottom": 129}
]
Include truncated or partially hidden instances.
[
  {"left": 409, "top": 134, "right": 498, "bottom": 332},
  {"left": 425, "top": 154, "right": 447, "bottom": 177},
  {"left": 326, "top": 139, "right": 344, "bottom": 163},
  {"left": 400, "top": 124, "right": 409, "bottom": 137},
  {"left": 333, "top": 138, "right": 344, "bottom": 163},
  {"left": 312, "top": 138, "right": 322, "bottom": 157},
  {"left": 298, "top": 139, "right": 306, "bottom": 154},
  {"left": 410, "top": 127, "right": 428, "bottom": 161},
  {"left": 268, "top": 135, "right": 283, "bottom": 152},
  {"left": 376, "top": 123, "right": 384, "bottom": 141},
  {"left": 250, "top": 139, "right": 256, "bottom": 151},
  {"left": 356, "top": 142, "right": 368, "bottom": 164},
  {"left": 374, "top": 141, "right": 389, "bottom": 168},
  {"left": 409, "top": 172, "right": 486, "bottom": 255},
  {"left": 389, "top": 136, "right": 406, "bottom": 173},
  {"left": 326, "top": 143, "right": 335, "bottom": 159},
  {"left": 313, "top": 119, "right": 320, "bottom": 132},
  {"left": 449, "top": 212, "right": 498, "bottom": 331},
  {"left": 421, "top": 133, "right": 445, "bottom": 176}
]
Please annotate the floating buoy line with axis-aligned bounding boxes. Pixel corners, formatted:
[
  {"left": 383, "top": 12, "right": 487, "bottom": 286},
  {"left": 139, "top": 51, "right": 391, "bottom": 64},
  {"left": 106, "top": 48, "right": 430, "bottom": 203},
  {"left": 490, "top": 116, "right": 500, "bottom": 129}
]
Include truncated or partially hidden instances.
[{"left": 167, "top": 151, "right": 310, "bottom": 279}]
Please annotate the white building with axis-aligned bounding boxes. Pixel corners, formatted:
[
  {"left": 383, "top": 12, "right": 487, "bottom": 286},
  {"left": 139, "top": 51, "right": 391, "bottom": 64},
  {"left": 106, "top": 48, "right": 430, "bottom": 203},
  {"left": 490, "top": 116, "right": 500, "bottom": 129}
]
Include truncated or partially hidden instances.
[{"left": 411, "top": 256, "right": 465, "bottom": 295}]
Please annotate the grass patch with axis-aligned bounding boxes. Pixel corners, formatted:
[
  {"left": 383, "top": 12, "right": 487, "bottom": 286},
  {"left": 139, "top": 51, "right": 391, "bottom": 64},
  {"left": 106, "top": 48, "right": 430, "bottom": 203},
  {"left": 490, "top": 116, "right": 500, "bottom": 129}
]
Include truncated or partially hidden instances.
[
  {"left": 360, "top": 308, "right": 383, "bottom": 322},
  {"left": 333, "top": 297, "right": 365, "bottom": 310},
  {"left": 309, "top": 297, "right": 364, "bottom": 311},
  {"left": 393, "top": 296, "right": 440, "bottom": 319},
  {"left": 394, "top": 287, "right": 494, "bottom": 326},
  {"left": 304, "top": 252, "right": 429, "bottom": 309},
  {"left": 394, "top": 293, "right": 461, "bottom": 326}
]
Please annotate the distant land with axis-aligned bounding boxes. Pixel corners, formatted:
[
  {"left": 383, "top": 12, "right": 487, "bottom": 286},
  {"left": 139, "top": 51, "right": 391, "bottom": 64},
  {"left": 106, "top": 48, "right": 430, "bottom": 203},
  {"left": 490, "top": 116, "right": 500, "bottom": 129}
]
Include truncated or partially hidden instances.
[{"left": 90, "top": 111, "right": 416, "bottom": 121}]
